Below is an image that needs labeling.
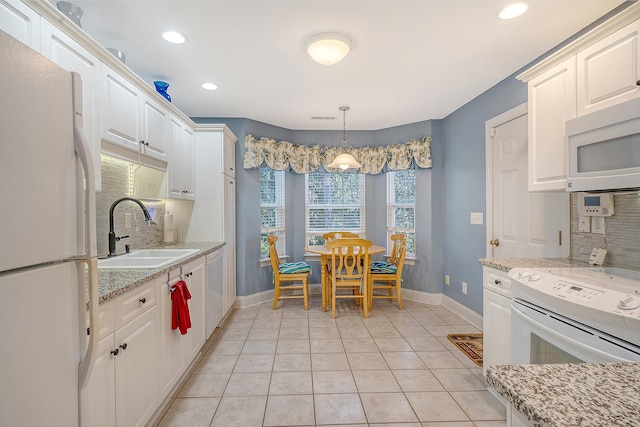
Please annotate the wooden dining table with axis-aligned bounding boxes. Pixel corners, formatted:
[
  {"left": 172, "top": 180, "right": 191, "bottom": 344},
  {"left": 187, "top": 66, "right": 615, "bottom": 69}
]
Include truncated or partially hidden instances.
[{"left": 304, "top": 244, "right": 386, "bottom": 312}]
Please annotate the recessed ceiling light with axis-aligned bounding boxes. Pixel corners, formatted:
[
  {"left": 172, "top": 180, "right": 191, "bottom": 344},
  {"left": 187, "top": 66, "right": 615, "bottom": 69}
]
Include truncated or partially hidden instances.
[
  {"left": 162, "top": 31, "right": 187, "bottom": 44},
  {"left": 201, "top": 82, "right": 218, "bottom": 91},
  {"left": 498, "top": 2, "right": 528, "bottom": 20}
]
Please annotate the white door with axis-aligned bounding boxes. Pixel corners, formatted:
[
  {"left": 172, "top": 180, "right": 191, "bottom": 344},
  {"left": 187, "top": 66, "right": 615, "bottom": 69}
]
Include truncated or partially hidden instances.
[{"left": 487, "top": 106, "right": 569, "bottom": 258}]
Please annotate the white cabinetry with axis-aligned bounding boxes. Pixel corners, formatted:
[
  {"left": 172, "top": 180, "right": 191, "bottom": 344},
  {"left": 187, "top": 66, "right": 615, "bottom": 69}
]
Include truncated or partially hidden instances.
[
  {"left": 141, "top": 95, "right": 168, "bottom": 162},
  {"left": 179, "top": 125, "right": 237, "bottom": 319},
  {"left": 85, "top": 282, "right": 158, "bottom": 427},
  {"left": 39, "top": 19, "right": 102, "bottom": 190},
  {"left": 527, "top": 58, "right": 576, "bottom": 191},
  {"left": 577, "top": 19, "right": 640, "bottom": 116},
  {"left": 206, "top": 248, "right": 224, "bottom": 336},
  {"left": 101, "top": 64, "right": 141, "bottom": 153},
  {"left": 167, "top": 116, "right": 196, "bottom": 200},
  {"left": 482, "top": 267, "right": 512, "bottom": 377},
  {"left": 0, "top": 0, "right": 40, "bottom": 49},
  {"left": 157, "top": 257, "right": 205, "bottom": 401}
]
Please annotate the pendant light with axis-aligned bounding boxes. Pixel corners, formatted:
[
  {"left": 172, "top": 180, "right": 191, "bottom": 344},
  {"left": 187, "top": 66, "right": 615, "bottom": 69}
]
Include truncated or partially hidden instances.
[{"left": 327, "top": 106, "right": 362, "bottom": 170}]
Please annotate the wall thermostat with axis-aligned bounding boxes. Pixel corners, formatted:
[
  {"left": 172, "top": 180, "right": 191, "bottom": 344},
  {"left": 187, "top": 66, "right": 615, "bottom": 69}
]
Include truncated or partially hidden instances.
[{"left": 577, "top": 193, "right": 614, "bottom": 217}]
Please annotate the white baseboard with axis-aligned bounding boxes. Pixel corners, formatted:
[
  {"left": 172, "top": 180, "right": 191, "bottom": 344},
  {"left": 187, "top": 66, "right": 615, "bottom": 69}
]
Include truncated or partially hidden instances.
[
  {"left": 234, "top": 285, "right": 484, "bottom": 331},
  {"left": 441, "top": 294, "right": 483, "bottom": 330}
]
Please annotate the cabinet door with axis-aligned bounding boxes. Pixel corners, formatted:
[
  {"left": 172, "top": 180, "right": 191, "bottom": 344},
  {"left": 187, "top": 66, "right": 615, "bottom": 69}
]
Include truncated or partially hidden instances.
[
  {"left": 182, "top": 125, "right": 196, "bottom": 200},
  {"left": 483, "top": 288, "right": 511, "bottom": 376},
  {"left": 577, "top": 20, "right": 640, "bottom": 116},
  {"left": 83, "top": 334, "right": 116, "bottom": 427},
  {"left": 101, "top": 64, "right": 141, "bottom": 153},
  {"left": 40, "top": 20, "right": 102, "bottom": 190},
  {"left": 186, "top": 257, "right": 206, "bottom": 360},
  {"left": 206, "top": 249, "right": 224, "bottom": 335},
  {"left": 223, "top": 135, "right": 236, "bottom": 177},
  {"left": 114, "top": 307, "right": 158, "bottom": 427},
  {"left": 157, "top": 275, "right": 187, "bottom": 400},
  {"left": 167, "top": 116, "right": 184, "bottom": 199},
  {"left": 0, "top": 0, "right": 40, "bottom": 49},
  {"left": 223, "top": 178, "right": 236, "bottom": 315},
  {"left": 528, "top": 57, "right": 576, "bottom": 191},
  {"left": 141, "top": 95, "right": 168, "bottom": 161}
]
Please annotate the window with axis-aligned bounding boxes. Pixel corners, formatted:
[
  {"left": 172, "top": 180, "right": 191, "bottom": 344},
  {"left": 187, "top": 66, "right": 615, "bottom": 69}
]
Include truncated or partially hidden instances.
[
  {"left": 387, "top": 169, "right": 416, "bottom": 256},
  {"left": 260, "top": 168, "right": 285, "bottom": 258},
  {"left": 305, "top": 173, "right": 365, "bottom": 246}
]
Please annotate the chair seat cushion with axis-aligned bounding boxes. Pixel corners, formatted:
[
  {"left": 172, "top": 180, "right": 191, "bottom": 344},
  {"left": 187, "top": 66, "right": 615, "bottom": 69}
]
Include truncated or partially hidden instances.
[
  {"left": 279, "top": 261, "right": 311, "bottom": 274},
  {"left": 370, "top": 261, "right": 397, "bottom": 274}
]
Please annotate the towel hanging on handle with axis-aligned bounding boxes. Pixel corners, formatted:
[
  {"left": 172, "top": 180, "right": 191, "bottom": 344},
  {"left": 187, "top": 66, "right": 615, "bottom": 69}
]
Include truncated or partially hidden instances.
[{"left": 171, "top": 279, "right": 192, "bottom": 334}]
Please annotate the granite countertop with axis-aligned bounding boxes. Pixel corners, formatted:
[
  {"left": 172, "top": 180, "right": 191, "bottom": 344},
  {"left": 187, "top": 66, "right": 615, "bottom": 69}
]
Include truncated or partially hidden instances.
[
  {"left": 486, "top": 363, "right": 640, "bottom": 427},
  {"left": 478, "top": 257, "right": 590, "bottom": 272},
  {"left": 96, "top": 242, "right": 225, "bottom": 303}
]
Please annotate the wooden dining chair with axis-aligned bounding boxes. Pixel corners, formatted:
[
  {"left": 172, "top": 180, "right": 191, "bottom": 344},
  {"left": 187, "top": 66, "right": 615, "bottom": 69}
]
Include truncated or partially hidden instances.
[
  {"left": 369, "top": 233, "right": 407, "bottom": 309},
  {"left": 326, "top": 237, "right": 372, "bottom": 319},
  {"left": 322, "top": 231, "right": 359, "bottom": 243},
  {"left": 268, "top": 234, "right": 310, "bottom": 310}
]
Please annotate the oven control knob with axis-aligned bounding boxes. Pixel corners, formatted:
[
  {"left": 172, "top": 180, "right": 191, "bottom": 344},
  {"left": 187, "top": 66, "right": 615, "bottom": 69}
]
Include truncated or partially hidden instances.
[
  {"left": 529, "top": 274, "right": 541, "bottom": 281},
  {"left": 618, "top": 295, "right": 640, "bottom": 310},
  {"left": 518, "top": 270, "right": 530, "bottom": 279}
]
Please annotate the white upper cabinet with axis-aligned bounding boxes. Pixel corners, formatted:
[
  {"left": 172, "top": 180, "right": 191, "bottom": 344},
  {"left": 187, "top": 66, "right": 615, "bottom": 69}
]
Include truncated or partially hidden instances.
[
  {"left": 0, "top": 0, "right": 40, "bottom": 49},
  {"left": 141, "top": 95, "right": 168, "bottom": 162},
  {"left": 223, "top": 134, "right": 236, "bottom": 178},
  {"left": 40, "top": 20, "right": 102, "bottom": 190},
  {"left": 577, "top": 19, "right": 640, "bottom": 116},
  {"left": 528, "top": 57, "right": 577, "bottom": 192},
  {"left": 167, "top": 116, "right": 196, "bottom": 200},
  {"left": 101, "top": 64, "right": 142, "bottom": 153}
]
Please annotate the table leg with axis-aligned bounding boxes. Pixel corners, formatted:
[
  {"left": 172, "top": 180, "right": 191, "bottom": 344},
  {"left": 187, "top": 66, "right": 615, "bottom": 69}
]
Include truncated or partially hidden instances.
[{"left": 320, "top": 254, "right": 327, "bottom": 312}]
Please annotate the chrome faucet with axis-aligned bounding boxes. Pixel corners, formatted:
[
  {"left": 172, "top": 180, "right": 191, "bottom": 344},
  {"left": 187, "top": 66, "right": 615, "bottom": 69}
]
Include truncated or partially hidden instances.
[{"left": 108, "top": 197, "right": 156, "bottom": 256}]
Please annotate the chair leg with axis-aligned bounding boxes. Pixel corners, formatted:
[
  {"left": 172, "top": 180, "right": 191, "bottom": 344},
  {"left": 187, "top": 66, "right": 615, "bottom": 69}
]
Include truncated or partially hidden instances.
[
  {"left": 396, "top": 279, "right": 403, "bottom": 310},
  {"left": 362, "top": 279, "right": 368, "bottom": 318},
  {"left": 273, "top": 281, "right": 280, "bottom": 310},
  {"left": 331, "top": 280, "right": 337, "bottom": 319},
  {"left": 303, "top": 277, "right": 309, "bottom": 310}
]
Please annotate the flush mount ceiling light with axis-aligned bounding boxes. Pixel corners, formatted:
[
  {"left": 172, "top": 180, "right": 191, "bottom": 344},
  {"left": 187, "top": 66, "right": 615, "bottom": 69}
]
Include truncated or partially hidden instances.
[
  {"left": 162, "top": 31, "right": 188, "bottom": 44},
  {"left": 327, "top": 106, "right": 362, "bottom": 170},
  {"left": 498, "top": 2, "right": 529, "bottom": 20},
  {"left": 305, "top": 32, "right": 351, "bottom": 65},
  {"left": 201, "top": 82, "right": 218, "bottom": 91}
]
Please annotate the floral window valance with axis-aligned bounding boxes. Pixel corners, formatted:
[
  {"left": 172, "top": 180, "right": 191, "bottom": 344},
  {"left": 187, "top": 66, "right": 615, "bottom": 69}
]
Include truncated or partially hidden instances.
[{"left": 243, "top": 134, "right": 432, "bottom": 174}]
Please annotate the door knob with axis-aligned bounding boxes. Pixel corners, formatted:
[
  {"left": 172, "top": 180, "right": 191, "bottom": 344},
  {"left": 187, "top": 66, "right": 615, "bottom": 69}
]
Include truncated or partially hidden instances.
[{"left": 490, "top": 239, "right": 500, "bottom": 247}]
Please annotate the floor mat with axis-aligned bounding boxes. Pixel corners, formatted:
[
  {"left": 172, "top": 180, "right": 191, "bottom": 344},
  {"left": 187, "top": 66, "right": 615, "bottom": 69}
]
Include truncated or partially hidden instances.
[{"left": 447, "top": 333, "right": 483, "bottom": 367}]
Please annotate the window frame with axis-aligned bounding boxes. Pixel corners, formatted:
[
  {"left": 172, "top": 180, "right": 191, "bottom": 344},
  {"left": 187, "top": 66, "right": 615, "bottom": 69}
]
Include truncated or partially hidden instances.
[
  {"left": 260, "top": 168, "right": 286, "bottom": 261},
  {"left": 386, "top": 169, "right": 416, "bottom": 259},
  {"left": 304, "top": 172, "right": 366, "bottom": 247}
]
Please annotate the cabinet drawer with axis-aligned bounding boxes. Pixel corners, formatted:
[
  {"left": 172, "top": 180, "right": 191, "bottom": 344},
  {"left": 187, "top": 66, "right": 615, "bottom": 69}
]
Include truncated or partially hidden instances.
[
  {"left": 115, "top": 282, "right": 157, "bottom": 330},
  {"left": 484, "top": 268, "right": 512, "bottom": 297}
]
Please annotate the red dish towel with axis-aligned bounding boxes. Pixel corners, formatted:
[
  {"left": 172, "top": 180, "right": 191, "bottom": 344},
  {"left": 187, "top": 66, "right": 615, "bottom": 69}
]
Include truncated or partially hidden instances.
[{"left": 171, "top": 279, "right": 192, "bottom": 335}]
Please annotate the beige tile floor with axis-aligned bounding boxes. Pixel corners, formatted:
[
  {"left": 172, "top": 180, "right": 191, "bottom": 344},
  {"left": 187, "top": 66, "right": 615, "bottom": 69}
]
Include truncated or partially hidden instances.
[{"left": 156, "top": 296, "right": 506, "bottom": 427}]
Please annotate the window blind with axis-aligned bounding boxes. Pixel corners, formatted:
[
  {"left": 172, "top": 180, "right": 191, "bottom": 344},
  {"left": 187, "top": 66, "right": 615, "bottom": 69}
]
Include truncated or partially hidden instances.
[
  {"left": 387, "top": 170, "right": 416, "bottom": 255},
  {"left": 260, "top": 168, "right": 285, "bottom": 257},
  {"left": 305, "top": 173, "right": 365, "bottom": 246}
]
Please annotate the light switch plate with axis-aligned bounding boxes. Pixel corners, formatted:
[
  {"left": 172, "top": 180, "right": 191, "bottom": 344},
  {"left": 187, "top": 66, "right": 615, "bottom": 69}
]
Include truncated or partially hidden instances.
[{"left": 470, "top": 212, "right": 483, "bottom": 225}]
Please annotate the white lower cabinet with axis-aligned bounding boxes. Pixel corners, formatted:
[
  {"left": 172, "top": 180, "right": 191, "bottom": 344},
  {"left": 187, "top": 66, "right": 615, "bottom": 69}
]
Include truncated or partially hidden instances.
[
  {"left": 482, "top": 267, "right": 513, "bottom": 377},
  {"left": 206, "top": 248, "right": 224, "bottom": 336},
  {"left": 86, "top": 281, "right": 158, "bottom": 427}
]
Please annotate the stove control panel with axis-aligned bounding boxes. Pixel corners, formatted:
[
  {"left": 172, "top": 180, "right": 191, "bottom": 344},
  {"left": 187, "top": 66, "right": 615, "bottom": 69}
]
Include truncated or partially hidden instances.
[{"left": 551, "top": 281, "right": 604, "bottom": 300}]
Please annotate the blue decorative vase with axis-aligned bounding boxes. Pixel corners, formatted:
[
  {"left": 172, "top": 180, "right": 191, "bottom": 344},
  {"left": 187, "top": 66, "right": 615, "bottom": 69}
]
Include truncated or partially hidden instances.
[{"left": 153, "top": 81, "right": 171, "bottom": 102}]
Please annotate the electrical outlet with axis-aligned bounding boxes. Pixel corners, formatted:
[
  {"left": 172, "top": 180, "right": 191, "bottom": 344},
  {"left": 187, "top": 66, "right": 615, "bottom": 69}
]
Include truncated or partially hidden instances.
[
  {"left": 578, "top": 215, "right": 590, "bottom": 233},
  {"left": 462, "top": 282, "right": 468, "bottom": 294},
  {"left": 445, "top": 275, "right": 450, "bottom": 285}
]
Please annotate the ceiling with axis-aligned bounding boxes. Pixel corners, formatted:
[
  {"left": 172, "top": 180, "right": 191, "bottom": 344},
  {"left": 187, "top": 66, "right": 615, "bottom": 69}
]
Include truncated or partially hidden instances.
[{"left": 65, "top": 0, "right": 627, "bottom": 130}]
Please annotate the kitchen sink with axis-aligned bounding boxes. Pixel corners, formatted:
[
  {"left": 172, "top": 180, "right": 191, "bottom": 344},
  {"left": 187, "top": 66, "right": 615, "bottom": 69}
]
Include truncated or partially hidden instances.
[{"left": 98, "top": 248, "right": 199, "bottom": 269}]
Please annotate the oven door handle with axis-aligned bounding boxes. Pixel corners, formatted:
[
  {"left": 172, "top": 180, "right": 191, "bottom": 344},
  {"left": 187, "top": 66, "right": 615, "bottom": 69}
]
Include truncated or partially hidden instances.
[{"left": 511, "top": 301, "right": 637, "bottom": 363}]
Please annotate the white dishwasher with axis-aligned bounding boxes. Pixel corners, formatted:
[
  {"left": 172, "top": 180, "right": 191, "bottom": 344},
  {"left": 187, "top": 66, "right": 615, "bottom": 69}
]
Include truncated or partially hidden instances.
[{"left": 482, "top": 267, "right": 513, "bottom": 377}]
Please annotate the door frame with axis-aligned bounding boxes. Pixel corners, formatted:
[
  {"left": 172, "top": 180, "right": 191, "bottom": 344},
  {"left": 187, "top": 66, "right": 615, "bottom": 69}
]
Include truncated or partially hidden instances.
[{"left": 484, "top": 102, "right": 528, "bottom": 257}]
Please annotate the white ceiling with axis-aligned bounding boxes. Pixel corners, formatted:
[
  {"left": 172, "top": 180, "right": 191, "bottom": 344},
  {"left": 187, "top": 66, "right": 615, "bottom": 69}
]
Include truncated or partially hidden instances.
[{"left": 68, "top": 0, "right": 626, "bottom": 130}]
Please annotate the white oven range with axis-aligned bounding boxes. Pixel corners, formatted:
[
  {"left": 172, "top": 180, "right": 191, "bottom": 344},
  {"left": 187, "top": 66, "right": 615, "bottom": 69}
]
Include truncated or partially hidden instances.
[{"left": 508, "top": 267, "right": 640, "bottom": 364}]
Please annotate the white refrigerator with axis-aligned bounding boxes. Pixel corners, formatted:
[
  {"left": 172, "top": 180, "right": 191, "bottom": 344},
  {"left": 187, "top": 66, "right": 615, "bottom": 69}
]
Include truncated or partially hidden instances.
[{"left": 0, "top": 30, "right": 99, "bottom": 427}]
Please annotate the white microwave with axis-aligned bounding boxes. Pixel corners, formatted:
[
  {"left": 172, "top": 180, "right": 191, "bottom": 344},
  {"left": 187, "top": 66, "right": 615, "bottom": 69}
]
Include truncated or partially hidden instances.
[{"left": 566, "top": 97, "right": 640, "bottom": 192}]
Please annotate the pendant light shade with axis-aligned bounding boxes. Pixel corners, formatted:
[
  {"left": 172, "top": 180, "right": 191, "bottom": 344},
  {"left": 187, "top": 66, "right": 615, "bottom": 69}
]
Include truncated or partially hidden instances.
[{"left": 327, "top": 106, "right": 362, "bottom": 170}]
